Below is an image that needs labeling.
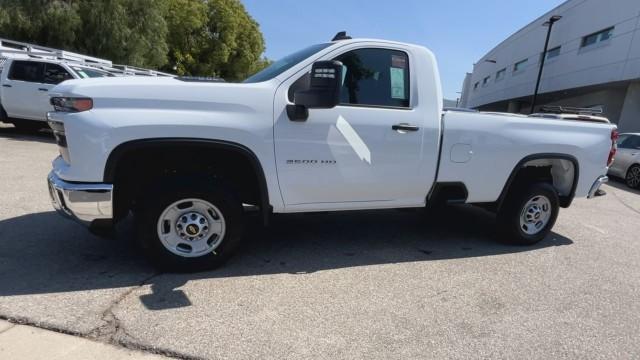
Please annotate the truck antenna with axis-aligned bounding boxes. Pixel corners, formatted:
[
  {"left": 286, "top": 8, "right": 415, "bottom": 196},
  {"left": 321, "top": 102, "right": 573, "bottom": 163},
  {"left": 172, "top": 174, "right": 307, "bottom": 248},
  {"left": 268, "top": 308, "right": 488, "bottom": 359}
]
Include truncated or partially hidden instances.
[{"left": 332, "top": 31, "right": 352, "bottom": 41}]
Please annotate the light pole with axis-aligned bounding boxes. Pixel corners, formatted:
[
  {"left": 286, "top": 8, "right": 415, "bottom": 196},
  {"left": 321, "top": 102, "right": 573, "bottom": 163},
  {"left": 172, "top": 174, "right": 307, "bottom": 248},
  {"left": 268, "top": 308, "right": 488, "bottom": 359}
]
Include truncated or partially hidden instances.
[{"left": 531, "top": 15, "right": 562, "bottom": 114}]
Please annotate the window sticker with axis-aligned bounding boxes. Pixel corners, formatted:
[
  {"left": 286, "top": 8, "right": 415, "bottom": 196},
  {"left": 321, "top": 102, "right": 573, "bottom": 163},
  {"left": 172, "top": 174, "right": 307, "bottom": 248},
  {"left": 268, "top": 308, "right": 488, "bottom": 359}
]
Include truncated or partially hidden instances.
[{"left": 390, "top": 67, "right": 406, "bottom": 100}]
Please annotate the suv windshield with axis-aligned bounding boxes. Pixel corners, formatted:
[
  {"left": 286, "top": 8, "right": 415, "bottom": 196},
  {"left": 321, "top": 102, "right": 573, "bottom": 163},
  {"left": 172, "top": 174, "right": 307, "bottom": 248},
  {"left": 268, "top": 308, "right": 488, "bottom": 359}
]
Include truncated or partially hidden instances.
[
  {"left": 72, "top": 66, "right": 114, "bottom": 78},
  {"left": 244, "top": 43, "right": 332, "bottom": 83}
]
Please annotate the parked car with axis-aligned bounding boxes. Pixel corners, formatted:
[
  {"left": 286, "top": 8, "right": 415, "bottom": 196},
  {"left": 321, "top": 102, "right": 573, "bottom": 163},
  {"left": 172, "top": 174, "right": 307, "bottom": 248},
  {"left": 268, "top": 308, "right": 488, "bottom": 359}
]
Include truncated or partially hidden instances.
[
  {"left": 0, "top": 58, "right": 113, "bottom": 130},
  {"left": 608, "top": 133, "right": 640, "bottom": 188},
  {"left": 46, "top": 33, "right": 616, "bottom": 272}
]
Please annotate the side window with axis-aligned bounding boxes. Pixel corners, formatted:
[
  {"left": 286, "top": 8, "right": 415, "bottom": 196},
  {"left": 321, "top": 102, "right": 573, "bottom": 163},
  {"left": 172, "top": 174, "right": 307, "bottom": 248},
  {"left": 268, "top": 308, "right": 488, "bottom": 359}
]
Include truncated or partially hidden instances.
[
  {"left": 334, "top": 48, "right": 410, "bottom": 108},
  {"left": 43, "top": 64, "right": 74, "bottom": 85},
  {"left": 617, "top": 135, "right": 630, "bottom": 148},
  {"left": 8, "top": 61, "right": 44, "bottom": 83},
  {"left": 625, "top": 136, "right": 640, "bottom": 150}
]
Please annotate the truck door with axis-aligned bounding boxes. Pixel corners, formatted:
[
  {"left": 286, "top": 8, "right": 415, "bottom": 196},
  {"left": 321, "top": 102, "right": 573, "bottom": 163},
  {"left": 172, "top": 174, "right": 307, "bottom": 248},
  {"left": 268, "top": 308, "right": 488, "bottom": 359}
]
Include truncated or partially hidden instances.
[
  {"left": 2, "top": 61, "right": 72, "bottom": 121},
  {"left": 39, "top": 63, "right": 74, "bottom": 116},
  {"left": 274, "top": 46, "right": 438, "bottom": 209},
  {"left": 3, "top": 60, "right": 46, "bottom": 120}
]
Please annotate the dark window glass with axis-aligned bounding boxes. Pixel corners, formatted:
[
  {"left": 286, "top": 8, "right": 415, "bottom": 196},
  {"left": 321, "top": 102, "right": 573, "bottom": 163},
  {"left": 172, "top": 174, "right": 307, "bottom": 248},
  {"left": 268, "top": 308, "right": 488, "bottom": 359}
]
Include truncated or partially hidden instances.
[
  {"left": 334, "top": 48, "right": 410, "bottom": 108},
  {"left": 8, "top": 61, "right": 44, "bottom": 82},
  {"left": 43, "top": 64, "right": 74, "bottom": 84},
  {"left": 619, "top": 135, "right": 640, "bottom": 149}
]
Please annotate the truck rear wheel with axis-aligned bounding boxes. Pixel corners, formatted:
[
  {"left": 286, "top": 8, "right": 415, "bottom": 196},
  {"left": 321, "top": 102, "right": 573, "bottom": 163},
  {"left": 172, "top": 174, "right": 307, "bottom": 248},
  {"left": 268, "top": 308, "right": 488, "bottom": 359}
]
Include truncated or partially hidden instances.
[
  {"left": 135, "top": 177, "right": 244, "bottom": 272},
  {"left": 497, "top": 182, "right": 559, "bottom": 245}
]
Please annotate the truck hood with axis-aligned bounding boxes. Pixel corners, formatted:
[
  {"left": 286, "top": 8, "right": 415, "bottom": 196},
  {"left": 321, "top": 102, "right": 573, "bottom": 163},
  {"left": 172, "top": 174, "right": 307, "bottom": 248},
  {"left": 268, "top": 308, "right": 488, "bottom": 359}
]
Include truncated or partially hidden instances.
[{"left": 50, "top": 76, "right": 276, "bottom": 113}]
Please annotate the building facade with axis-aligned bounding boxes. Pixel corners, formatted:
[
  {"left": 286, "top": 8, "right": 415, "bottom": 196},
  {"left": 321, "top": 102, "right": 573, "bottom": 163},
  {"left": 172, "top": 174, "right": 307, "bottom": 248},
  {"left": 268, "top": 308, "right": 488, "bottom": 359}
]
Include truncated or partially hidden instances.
[{"left": 460, "top": 0, "right": 640, "bottom": 132}]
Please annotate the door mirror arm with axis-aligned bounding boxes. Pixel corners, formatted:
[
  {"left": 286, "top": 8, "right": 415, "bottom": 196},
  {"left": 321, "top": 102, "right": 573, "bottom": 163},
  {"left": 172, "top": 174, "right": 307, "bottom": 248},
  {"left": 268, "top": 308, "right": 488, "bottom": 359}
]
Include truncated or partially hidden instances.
[{"left": 286, "top": 104, "right": 309, "bottom": 122}]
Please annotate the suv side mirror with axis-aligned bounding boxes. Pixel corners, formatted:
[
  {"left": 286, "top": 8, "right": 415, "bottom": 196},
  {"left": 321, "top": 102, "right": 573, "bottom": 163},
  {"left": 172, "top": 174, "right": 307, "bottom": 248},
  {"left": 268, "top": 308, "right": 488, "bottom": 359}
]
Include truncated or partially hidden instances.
[{"left": 287, "top": 60, "right": 343, "bottom": 121}]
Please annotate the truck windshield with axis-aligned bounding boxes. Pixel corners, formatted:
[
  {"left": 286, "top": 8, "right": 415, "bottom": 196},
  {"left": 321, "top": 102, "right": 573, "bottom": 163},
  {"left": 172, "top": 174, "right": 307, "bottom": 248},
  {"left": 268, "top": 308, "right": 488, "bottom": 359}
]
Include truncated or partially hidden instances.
[
  {"left": 244, "top": 43, "right": 332, "bottom": 83},
  {"left": 71, "top": 66, "right": 114, "bottom": 78}
]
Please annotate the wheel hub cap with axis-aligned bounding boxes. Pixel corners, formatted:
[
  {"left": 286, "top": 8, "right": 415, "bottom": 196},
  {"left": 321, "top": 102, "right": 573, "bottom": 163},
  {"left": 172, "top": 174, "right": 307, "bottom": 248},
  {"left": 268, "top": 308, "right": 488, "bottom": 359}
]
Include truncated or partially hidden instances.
[
  {"left": 156, "top": 199, "right": 226, "bottom": 258},
  {"left": 519, "top": 195, "right": 552, "bottom": 236},
  {"left": 176, "top": 212, "right": 209, "bottom": 241}
]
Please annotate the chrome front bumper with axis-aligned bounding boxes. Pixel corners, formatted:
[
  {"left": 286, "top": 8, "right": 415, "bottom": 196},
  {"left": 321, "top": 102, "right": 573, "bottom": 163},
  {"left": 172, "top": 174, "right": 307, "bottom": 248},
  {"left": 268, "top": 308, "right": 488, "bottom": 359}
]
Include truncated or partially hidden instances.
[
  {"left": 587, "top": 175, "right": 608, "bottom": 199},
  {"left": 47, "top": 171, "right": 113, "bottom": 226}
]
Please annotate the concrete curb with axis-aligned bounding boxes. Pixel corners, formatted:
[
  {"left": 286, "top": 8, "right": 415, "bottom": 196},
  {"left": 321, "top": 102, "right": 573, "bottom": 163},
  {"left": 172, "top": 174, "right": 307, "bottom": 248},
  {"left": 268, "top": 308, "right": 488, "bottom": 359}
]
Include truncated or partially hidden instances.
[{"left": 0, "top": 320, "right": 169, "bottom": 359}]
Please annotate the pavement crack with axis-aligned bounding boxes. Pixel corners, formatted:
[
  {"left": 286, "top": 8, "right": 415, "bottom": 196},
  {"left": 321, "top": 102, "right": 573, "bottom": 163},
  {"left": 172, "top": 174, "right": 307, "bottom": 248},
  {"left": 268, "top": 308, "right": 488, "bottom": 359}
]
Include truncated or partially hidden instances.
[{"left": 88, "top": 272, "right": 160, "bottom": 343}]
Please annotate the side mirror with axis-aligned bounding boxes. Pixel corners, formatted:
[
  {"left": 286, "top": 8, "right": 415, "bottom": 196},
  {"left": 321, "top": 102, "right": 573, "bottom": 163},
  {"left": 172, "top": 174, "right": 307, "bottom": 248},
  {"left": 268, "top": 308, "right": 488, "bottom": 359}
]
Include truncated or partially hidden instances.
[{"left": 287, "top": 60, "right": 343, "bottom": 121}]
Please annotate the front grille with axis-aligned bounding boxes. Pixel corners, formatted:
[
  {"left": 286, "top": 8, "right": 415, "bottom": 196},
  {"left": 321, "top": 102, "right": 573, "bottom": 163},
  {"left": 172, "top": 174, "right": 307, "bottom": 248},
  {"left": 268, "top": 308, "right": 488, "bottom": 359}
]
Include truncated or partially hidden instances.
[{"left": 47, "top": 120, "right": 70, "bottom": 163}]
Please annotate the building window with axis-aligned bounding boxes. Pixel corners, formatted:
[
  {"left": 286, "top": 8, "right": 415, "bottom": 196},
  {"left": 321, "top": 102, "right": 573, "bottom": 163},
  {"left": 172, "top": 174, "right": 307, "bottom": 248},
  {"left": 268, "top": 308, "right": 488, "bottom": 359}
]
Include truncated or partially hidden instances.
[
  {"left": 474, "top": 82, "right": 479, "bottom": 90},
  {"left": 495, "top": 68, "right": 506, "bottom": 81},
  {"left": 513, "top": 59, "right": 528, "bottom": 73},
  {"left": 546, "top": 46, "right": 561, "bottom": 60},
  {"left": 581, "top": 27, "right": 614, "bottom": 48},
  {"left": 482, "top": 76, "right": 490, "bottom": 86}
]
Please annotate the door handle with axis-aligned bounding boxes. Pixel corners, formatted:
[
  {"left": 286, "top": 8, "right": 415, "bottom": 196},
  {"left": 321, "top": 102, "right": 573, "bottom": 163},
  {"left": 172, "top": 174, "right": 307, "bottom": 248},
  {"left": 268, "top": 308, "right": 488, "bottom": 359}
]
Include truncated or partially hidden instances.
[
  {"left": 38, "top": 88, "right": 48, "bottom": 92},
  {"left": 392, "top": 123, "right": 419, "bottom": 132},
  {"left": 2, "top": 84, "right": 11, "bottom": 88}
]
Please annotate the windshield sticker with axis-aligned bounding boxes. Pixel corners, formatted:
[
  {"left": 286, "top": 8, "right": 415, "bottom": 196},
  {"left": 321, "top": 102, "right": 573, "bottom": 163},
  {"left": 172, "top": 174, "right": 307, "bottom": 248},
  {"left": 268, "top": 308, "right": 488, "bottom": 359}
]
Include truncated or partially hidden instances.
[
  {"left": 390, "top": 67, "right": 406, "bottom": 100},
  {"left": 391, "top": 55, "right": 407, "bottom": 68}
]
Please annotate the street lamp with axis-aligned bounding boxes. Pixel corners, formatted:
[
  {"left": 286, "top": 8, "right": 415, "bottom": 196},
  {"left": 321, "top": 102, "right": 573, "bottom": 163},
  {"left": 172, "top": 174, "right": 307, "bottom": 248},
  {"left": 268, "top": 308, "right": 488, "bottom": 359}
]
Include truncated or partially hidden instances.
[{"left": 530, "top": 15, "right": 562, "bottom": 114}]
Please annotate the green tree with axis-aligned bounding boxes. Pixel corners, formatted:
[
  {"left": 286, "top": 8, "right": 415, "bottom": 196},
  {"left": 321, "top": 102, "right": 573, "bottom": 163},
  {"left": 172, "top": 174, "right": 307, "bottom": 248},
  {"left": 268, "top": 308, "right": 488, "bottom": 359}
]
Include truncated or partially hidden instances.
[
  {"left": 0, "top": 0, "right": 81, "bottom": 50},
  {"left": 77, "top": 0, "right": 168, "bottom": 68},
  {"left": 0, "top": 0, "right": 269, "bottom": 80}
]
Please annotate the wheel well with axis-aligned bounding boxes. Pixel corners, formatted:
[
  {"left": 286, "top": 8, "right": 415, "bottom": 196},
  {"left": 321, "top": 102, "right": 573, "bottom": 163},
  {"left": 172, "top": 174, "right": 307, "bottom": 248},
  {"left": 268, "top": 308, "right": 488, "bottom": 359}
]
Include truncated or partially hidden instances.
[
  {"left": 105, "top": 139, "right": 270, "bottom": 223},
  {"left": 497, "top": 155, "right": 578, "bottom": 211}
]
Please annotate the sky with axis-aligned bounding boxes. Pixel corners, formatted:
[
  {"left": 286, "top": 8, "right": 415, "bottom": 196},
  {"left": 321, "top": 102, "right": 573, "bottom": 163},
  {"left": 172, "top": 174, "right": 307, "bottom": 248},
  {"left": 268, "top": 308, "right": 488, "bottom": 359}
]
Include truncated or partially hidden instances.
[{"left": 242, "top": 0, "right": 565, "bottom": 100}]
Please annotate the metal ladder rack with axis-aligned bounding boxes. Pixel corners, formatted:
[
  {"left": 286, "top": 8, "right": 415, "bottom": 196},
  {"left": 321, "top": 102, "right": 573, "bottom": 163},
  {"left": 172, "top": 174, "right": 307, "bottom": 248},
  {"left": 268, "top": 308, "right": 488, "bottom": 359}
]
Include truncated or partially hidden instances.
[{"left": 0, "top": 37, "right": 174, "bottom": 77}]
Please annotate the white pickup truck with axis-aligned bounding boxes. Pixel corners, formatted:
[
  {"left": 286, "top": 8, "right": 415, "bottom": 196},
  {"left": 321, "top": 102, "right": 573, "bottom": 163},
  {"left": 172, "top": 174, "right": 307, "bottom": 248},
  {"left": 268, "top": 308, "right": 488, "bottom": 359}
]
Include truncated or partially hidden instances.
[
  {"left": 46, "top": 34, "right": 616, "bottom": 271},
  {"left": 0, "top": 58, "right": 113, "bottom": 130}
]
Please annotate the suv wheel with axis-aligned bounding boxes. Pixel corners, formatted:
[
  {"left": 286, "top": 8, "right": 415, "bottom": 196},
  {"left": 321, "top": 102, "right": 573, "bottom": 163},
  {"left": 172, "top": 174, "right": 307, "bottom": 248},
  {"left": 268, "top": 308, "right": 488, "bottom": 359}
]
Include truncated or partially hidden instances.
[
  {"left": 625, "top": 164, "right": 640, "bottom": 189},
  {"left": 136, "top": 177, "right": 244, "bottom": 272},
  {"left": 497, "top": 182, "right": 559, "bottom": 245}
]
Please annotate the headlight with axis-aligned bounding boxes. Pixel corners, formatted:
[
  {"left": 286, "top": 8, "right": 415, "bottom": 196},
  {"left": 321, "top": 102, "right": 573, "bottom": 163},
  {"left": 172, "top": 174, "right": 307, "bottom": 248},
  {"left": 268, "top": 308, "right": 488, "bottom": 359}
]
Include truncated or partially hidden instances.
[{"left": 50, "top": 97, "right": 93, "bottom": 112}]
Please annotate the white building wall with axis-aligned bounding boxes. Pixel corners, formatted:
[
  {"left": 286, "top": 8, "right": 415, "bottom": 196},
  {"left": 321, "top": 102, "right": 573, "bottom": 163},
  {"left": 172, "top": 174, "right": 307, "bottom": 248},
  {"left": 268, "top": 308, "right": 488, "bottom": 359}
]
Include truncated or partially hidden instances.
[{"left": 461, "top": 0, "right": 640, "bottom": 110}]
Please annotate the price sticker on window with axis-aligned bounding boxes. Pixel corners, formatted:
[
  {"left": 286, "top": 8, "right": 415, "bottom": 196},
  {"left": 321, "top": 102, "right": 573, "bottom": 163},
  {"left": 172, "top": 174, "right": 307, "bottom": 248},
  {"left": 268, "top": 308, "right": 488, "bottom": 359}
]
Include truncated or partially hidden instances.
[{"left": 390, "top": 67, "right": 406, "bottom": 100}]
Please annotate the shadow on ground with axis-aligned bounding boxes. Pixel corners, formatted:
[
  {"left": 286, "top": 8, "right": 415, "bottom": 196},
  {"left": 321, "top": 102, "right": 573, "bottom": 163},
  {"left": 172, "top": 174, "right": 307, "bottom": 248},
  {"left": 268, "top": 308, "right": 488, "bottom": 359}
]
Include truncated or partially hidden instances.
[
  {"left": 0, "top": 205, "right": 572, "bottom": 310},
  {"left": 0, "top": 124, "right": 54, "bottom": 144},
  {"left": 607, "top": 176, "right": 640, "bottom": 195}
]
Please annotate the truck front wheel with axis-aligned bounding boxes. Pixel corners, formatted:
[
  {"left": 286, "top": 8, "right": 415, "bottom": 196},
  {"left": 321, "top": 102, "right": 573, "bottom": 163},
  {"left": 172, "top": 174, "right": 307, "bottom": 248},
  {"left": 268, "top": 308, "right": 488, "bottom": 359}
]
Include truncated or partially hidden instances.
[
  {"left": 497, "top": 182, "right": 559, "bottom": 245},
  {"left": 135, "top": 178, "right": 244, "bottom": 272}
]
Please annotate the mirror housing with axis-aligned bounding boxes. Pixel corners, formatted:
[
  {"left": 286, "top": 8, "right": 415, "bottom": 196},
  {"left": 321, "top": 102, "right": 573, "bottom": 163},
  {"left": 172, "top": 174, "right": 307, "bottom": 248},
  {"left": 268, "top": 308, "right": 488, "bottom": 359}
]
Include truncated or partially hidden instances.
[{"left": 290, "top": 60, "right": 343, "bottom": 120}]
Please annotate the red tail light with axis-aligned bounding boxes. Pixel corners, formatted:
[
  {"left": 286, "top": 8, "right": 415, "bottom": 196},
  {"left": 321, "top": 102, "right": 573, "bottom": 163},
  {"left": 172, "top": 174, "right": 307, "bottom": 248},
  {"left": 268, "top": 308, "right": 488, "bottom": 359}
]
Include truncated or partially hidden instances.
[{"left": 608, "top": 129, "right": 619, "bottom": 166}]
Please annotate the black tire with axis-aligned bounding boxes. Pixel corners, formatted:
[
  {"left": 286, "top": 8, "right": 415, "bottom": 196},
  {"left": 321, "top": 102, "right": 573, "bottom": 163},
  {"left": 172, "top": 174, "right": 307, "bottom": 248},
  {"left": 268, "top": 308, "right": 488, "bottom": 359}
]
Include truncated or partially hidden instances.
[
  {"left": 135, "top": 177, "right": 244, "bottom": 272},
  {"left": 497, "top": 182, "right": 559, "bottom": 245},
  {"left": 625, "top": 164, "right": 640, "bottom": 189}
]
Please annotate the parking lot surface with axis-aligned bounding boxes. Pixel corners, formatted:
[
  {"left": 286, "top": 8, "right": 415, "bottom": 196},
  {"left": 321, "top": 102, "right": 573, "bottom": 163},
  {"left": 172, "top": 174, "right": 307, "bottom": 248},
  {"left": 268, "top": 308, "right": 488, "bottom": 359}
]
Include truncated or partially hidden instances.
[{"left": 1, "top": 126, "right": 639, "bottom": 359}]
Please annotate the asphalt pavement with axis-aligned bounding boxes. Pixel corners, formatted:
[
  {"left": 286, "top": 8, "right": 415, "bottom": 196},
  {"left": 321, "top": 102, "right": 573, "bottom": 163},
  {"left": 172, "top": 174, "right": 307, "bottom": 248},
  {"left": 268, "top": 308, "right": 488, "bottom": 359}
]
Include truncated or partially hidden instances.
[{"left": 1, "top": 125, "right": 639, "bottom": 359}]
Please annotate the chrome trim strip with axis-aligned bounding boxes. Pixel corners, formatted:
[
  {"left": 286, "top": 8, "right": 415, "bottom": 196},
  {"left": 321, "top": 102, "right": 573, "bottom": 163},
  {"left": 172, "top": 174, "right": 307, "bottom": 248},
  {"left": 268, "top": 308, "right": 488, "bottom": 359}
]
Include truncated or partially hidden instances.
[
  {"left": 47, "top": 171, "right": 113, "bottom": 226},
  {"left": 587, "top": 175, "right": 608, "bottom": 199}
]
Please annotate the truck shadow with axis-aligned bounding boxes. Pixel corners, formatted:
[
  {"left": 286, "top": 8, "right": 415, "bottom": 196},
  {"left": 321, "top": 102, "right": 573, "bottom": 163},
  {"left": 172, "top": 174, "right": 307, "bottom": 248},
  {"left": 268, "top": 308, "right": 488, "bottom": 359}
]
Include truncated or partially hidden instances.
[
  {"left": 0, "top": 124, "right": 55, "bottom": 144},
  {"left": 0, "top": 205, "right": 573, "bottom": 310}
]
